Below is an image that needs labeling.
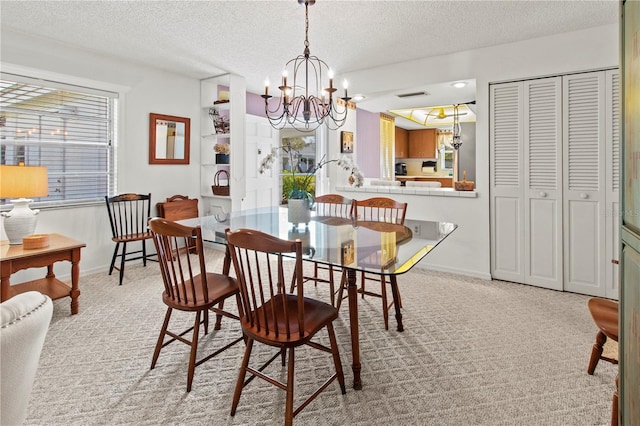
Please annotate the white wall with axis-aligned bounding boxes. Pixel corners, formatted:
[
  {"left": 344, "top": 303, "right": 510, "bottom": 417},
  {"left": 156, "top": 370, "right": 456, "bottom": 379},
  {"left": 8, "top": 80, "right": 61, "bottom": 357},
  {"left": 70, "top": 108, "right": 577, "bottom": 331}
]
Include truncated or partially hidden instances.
[
  {"left": 1, "top": 24, "right": 619, "bottom": 283},
  {"left": 1, "top": 31, "right": 201, "bottom": 282},
  {"left": 340, "top": 24, "right": 619, "bottom": 279}
]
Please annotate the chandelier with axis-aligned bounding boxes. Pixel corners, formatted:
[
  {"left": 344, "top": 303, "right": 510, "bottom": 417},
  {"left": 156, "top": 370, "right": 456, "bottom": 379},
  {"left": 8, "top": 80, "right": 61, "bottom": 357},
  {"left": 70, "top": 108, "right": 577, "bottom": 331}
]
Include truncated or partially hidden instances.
[
  {"left": 451, "top": 104, "right": 463, "bottom": 150},
  {"left": 262, "top": 0, "right": 351, "bottom": 131}
]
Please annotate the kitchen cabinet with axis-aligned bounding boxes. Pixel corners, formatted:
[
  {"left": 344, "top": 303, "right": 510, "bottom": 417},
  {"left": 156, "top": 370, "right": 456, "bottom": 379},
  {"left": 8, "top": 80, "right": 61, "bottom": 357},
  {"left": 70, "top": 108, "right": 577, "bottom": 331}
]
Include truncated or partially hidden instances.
[
  {"left": 395, "top": 127, "right": 408, "bottom": 158},
  {"left": 408, "top": 129, "right": 437, "bottom": 158}
]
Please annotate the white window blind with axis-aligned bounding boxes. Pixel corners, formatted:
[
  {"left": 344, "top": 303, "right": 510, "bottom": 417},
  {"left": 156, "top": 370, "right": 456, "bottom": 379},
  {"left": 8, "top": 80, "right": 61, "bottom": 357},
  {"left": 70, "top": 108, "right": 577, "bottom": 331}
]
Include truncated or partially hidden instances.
[{"left": 0, "top": 73, "right": 117, "bottom": 208}]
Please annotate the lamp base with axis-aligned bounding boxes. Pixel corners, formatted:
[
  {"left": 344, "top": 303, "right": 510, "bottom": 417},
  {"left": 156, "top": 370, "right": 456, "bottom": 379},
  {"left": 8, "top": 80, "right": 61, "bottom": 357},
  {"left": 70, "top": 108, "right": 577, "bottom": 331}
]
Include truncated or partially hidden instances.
[{"left": 1, "top": 199, "right": 40, "bottom": 245}]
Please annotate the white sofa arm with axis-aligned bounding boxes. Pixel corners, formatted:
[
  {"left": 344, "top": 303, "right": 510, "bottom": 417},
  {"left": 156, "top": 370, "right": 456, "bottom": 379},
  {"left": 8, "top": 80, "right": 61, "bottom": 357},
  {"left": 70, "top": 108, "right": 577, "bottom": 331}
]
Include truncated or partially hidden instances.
[{"left": 1, "top": 291, "right": 53, "bottom": 425}]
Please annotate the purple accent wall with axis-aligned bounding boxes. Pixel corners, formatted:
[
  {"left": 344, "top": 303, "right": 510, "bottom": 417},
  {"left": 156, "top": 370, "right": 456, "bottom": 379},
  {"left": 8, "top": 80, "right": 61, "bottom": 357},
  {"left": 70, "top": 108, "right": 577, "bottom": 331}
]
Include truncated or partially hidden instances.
[
  {"left": 356, "top": 108, "right": 380, "bottom": 179},
  {"left": 247, "top": 91, "right": 267, "bottom": 117}
]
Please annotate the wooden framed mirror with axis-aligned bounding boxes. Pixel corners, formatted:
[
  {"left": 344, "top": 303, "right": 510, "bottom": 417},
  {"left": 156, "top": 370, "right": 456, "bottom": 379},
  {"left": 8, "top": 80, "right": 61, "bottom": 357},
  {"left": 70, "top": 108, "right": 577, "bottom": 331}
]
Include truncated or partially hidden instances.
[{"left": 149, "top": 113, "right": 190, "bottom": 164}]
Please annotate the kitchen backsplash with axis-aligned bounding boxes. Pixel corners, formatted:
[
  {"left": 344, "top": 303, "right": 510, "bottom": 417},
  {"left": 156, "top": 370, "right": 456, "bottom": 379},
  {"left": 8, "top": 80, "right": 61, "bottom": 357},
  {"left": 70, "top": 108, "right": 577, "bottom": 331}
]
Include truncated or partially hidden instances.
[{"left": 403, "top": 159, "right": 452, "bottom": 177}]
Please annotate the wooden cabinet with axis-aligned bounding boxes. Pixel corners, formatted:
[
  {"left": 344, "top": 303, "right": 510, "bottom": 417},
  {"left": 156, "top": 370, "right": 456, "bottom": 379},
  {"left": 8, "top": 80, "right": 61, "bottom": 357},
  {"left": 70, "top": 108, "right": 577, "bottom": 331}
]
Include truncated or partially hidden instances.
[
  {"left": 395, "top": 127, "right": 408, "bottom": 158},
  {"left": 408, "top": 129, "right": 437, "bottom": 158}
]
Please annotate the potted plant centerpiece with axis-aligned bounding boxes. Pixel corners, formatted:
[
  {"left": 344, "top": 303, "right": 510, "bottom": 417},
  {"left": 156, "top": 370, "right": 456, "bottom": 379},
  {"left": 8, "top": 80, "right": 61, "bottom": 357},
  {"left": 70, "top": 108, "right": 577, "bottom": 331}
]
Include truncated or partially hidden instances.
[
  {"left": 259, "top": 137, "right": 364, "bottom": 225},
  {"left": 214, "top": 143, "right": 230, "bottom": 164}
]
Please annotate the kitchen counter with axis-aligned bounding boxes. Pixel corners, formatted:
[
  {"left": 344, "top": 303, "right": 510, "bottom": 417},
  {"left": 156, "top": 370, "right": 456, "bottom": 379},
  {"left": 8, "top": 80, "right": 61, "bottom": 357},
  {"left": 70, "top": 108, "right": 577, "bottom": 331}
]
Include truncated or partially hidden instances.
[
  {"left": 336, "top": 183, "right": 488, "bottom": 281},
  {"left": 336, "top": 183, "right": 477, "bottom": 198},
  {"left": 395, "top": 176, "right": 454, "bottom": 188}
]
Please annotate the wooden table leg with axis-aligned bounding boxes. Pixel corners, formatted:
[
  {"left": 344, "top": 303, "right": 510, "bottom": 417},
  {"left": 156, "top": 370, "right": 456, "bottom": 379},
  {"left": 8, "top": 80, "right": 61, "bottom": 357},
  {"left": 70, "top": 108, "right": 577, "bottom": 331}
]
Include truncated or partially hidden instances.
[
  {"left": 346, "top": 268, "right": 362, "bottom": 390},
  {"left": 1, "top": 261, "right": 11, "bottom": 302},
  {"left": 389, "top": 276, "right": 404, "bottom": 332},
  {"left": 214, "top": 245, "right": 232, "bottom": 330},
  {"left": 70, "top": 248, "right": 81, "bottom": 315}
]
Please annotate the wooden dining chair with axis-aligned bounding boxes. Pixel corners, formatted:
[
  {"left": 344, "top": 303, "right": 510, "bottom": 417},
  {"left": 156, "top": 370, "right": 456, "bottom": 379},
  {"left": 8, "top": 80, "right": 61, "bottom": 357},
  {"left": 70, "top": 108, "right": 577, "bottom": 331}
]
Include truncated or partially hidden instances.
[
  {"left": 226, "top": 228, "right": 346, "bottom": 426},
  {"left": 105, "top": 193, "right": 155, "bottom": 285},
  {"left": 352, "top": 197, "right": 407, "bottom": 330},
  {"left": 148, "top": 218, "right": 242, "bottom": 392},
  {"left": 587, "top": 297, "right": 619, "bottom": 375},
  {"left": 302, "top": 194, "right": 354, "bottom": 306}
]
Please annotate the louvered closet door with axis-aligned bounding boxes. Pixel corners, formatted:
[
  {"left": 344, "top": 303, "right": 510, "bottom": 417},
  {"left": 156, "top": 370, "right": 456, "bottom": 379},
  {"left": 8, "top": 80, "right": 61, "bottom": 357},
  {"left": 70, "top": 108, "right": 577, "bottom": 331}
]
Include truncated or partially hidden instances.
[
  {"left": 604, "top": 70, "right": 620, "bottom": 300},
  {"left": 563, "top": 72, "right": 607, "bottom": 296},
  {"left": 490, "top": 82, "right": 525, "bottom": 283},
  {"left": 524, "top": 77, "right": 563, "bottom": 290}
]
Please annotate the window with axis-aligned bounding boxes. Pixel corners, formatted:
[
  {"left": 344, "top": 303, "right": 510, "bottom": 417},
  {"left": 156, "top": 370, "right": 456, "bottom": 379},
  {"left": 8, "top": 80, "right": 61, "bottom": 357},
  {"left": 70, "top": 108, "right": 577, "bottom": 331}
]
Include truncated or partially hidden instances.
[
  {"left": 279, "top": 129, "right": 316, "bottom": 204},
  {"left": 0, "top": 73, "right": 117, "bottom": 208},
  {"left": 437, "top": 130, "right": 454, "bottom": 170}
]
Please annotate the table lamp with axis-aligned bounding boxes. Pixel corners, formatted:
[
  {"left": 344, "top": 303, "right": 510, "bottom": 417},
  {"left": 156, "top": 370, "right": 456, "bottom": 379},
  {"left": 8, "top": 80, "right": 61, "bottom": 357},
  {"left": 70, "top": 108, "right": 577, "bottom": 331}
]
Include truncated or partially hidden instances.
[{"left": 0, "top": 164, "right": 49, "bottom": 245}]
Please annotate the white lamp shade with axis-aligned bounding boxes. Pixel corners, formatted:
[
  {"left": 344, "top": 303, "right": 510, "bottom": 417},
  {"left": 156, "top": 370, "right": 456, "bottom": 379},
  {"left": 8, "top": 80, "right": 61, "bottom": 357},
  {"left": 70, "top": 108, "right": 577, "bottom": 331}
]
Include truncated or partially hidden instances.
[{"left": 0, "top": 165, "right": 48, "bottom": 199}]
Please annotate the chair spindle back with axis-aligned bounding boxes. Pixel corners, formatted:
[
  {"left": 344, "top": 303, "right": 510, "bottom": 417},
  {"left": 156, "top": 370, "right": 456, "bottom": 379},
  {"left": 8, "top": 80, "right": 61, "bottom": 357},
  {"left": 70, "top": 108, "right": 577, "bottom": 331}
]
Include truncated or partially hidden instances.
[
  {"left": 354, "top": 197, "right": 407, "bottom": 225},
  {"left": 314, "top": 194, "right": 354, "bottom": 219},
  {"left": 226, "top": 228, "right": 304, "bottom": 340},
  {"left": 149, "top": 218, "right": 208, "bottom": 305},
  {"left": 106, "top": 193, "right": 152, "bottom": 239}
]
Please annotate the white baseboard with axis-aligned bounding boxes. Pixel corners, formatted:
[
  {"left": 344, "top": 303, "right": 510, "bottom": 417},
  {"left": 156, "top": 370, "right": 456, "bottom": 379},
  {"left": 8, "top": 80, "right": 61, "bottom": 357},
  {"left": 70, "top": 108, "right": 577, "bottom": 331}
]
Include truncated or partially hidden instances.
[{"left": 411, "top": 263, "right": 493, "bottom": 281}]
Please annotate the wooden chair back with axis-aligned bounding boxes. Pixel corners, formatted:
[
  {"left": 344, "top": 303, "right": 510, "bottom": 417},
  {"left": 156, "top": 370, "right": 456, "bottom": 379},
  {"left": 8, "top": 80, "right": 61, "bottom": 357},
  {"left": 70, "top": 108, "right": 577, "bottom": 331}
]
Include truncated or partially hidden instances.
[
  {"left": 149, "top": 218, "right": 209, "bottom": 306},
  {"left": 314, "top": 194, "right": 354, "bottom": 219},
  {"left": 226, "top": 228, "right": 305, "bottom": 341},
  {"left": 354, "top": 197, "right": 407, "bottom": 225},
  {"left": 105, "top": 193, "right": 152, "bottom": 241}
]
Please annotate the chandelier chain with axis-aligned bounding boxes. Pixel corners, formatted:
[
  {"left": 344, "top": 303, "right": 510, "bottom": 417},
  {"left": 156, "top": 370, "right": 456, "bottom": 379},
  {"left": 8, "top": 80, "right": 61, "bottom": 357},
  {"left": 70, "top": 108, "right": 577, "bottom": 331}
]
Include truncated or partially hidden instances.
[{"left": 304, "top": 2, "right": 310, "bottom": 50}]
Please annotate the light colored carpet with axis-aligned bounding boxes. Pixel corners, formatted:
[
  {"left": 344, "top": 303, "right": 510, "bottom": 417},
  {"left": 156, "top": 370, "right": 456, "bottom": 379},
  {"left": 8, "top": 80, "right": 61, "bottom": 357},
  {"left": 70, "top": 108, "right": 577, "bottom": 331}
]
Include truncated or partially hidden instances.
[{"left": 24, "top": 248, "right": 617, "bottom": 425}]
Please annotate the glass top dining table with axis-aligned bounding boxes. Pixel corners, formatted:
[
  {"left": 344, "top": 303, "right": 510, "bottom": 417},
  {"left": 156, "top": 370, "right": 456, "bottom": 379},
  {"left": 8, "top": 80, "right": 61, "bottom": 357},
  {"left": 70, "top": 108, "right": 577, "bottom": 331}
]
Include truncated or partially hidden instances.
[{"left": 179, "top": 206, "right": 457, "bottom": 389}]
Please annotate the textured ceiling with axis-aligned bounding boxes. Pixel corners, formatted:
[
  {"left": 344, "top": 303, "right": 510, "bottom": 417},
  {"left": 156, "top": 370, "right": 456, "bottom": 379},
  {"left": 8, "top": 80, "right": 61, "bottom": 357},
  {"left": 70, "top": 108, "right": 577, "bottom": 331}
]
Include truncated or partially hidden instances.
[{"left": 0, "top": 0, "right": 618, "bottom": 127}]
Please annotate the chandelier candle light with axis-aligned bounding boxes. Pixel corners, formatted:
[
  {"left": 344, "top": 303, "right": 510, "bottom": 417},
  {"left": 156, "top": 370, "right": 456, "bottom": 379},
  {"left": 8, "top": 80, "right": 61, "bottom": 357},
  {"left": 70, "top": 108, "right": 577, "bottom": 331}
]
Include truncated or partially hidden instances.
[{"left": 262, "top": 0, "right": 351, "bottom": 131}]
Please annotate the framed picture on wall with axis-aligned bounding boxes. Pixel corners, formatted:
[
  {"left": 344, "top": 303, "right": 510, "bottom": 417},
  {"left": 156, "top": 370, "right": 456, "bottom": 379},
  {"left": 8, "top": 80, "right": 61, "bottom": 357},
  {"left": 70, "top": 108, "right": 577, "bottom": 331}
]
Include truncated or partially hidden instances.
[{"left": 341, "top": 131, "right": 354, "bottom": 153}]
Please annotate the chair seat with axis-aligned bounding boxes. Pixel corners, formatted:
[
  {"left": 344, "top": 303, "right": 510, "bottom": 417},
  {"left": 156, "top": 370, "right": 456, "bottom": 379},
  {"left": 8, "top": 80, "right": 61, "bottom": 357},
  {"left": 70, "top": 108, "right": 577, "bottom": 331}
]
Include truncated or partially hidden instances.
[
  {"left": 242, "top": 294, "right": 339, "bottom": 345},
  {"left": 163, "top": 272, "right": 238, "bottom": 311},
  {"left": 112, "top": 231, "right": 153, "bottom": 243},
  {"left": 588, "top": 298, "right": 619, "bottom": 341}
]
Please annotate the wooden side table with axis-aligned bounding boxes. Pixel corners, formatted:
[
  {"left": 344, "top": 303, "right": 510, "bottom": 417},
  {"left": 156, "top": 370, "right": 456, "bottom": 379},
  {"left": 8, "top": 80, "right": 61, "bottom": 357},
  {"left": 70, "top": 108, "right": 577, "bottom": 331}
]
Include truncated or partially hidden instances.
[{"left": 0, "top": 233, "right": 86, "bottom": 315}]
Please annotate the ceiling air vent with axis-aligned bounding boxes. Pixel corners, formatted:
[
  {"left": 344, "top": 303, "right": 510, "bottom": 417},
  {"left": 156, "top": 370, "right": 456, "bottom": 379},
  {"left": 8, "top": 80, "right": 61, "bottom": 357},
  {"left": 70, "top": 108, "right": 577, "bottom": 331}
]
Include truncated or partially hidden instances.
[{"left": 396, "top": 91, "right": 430, "bottom": 98}]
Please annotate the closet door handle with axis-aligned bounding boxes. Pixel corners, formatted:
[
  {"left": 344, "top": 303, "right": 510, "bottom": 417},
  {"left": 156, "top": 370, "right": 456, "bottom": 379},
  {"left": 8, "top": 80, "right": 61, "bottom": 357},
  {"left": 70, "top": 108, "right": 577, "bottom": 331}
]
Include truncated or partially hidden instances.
[
  {"left": 580, "top": 193, "right": 589, "bottom": 199},
  {"left": 539, "top": 192, "right": 547, "bottom": 198}
]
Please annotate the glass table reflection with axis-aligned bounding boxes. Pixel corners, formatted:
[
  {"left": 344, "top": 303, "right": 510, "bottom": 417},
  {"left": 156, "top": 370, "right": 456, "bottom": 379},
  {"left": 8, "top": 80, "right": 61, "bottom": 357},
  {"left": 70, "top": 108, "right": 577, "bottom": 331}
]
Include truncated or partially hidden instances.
[{"left": 179, "top": 206, "right": 457, "bottom": 390}]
